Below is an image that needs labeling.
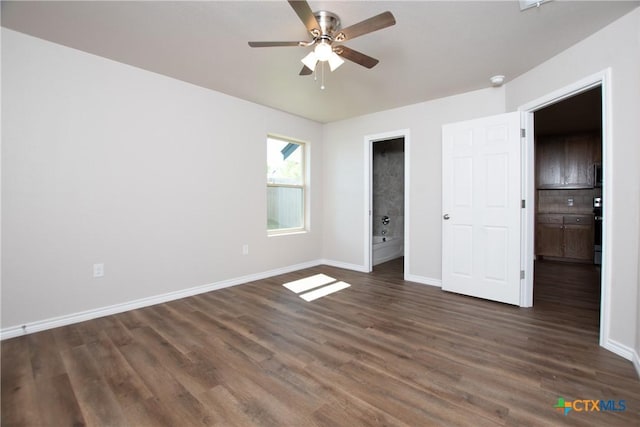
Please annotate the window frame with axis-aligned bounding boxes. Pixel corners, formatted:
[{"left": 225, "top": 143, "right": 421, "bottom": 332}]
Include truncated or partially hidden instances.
[{"left": 267, "top": 135, "right": 307, "bottom": 235}]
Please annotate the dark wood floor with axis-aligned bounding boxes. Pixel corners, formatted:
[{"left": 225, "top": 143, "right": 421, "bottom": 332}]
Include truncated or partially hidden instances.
[{"left": 2, "top": 258, "right": 639, "bottom": 426}]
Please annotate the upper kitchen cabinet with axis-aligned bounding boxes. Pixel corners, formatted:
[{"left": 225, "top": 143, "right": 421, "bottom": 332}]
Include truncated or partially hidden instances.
[
  {"left": 536, "top": 132, "right": 601, "bottom": 189},
  {"left": 536, "top": 136, "right": 564, "bottom": 187}
]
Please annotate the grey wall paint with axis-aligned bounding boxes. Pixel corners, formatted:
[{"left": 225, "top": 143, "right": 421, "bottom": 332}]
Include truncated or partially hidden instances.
[{"left": 2, "top": 29, "right": 323, "bottom": 329}]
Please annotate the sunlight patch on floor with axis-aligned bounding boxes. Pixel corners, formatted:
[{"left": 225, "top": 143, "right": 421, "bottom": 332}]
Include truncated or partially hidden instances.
[
  {"left": 282, "top": 273, "right": 351, "bottom": 302},
  {"left": 299, "top": 281, "right": 351, "bottom": 302},
  {"left": 283, "top": 274, "right": 336, "bottom": 293}
]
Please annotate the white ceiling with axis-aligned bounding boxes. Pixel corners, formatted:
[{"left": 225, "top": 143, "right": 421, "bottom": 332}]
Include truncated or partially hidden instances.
[{"left": 2, "top": 1, "right": 638, "bottom": 123}]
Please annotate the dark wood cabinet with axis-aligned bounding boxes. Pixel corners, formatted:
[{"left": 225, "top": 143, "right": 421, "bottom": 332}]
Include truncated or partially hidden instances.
[
  {"left": 535, "top": 215, "right": 564, "bottom": 257},
  {"left": 536, "top": 138, "right": 565, "bottom": 188},
  {"left": 536, "top": 133, "right": 600, "bottom": 189},
  {"left": 536, "top": 214, "right": 594, "bottom": 262}
]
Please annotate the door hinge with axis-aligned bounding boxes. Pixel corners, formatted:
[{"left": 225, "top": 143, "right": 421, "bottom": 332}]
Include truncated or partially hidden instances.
[
  {"left": 520, "top": 270, "right": 525, "bottom": 279},
  {"left": 520, "top": 128, "right": 526, "bottom": 138},
  {"left": 521, "top": 199, "right": 526, "bottom": 209}
]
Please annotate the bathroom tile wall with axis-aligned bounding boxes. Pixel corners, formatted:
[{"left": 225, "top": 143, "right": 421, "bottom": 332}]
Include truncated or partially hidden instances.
[{"left": 373, "top": 138, "right": 405, "bottom": 237}]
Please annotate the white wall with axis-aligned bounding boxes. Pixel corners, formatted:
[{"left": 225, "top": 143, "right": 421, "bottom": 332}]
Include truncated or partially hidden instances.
[
  {"left": 505, "top": 8, "right": 640, "bottom": 355},
  {"left": 1, "top": 29, "right": 323, "bottom": 330},
  {"left": 322, "top": 88, "right": 506, "bottom": 282}
]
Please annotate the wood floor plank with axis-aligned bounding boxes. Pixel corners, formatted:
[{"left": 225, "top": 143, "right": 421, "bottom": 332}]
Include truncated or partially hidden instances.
[
  {"left": 188, "top": 336, "right": 324, "bottom": 424},
  {"left": 27, "top": 330, "right": 67, "bottom": 381},
  {"left": 1, "top": 338, "right": 42, "bottom": 426},
  {"left": 2, "top": 259, "right": 639, "bottom": 426},
  {"left": 85, "top": 332, "right": 154, "bottom": 408},
  {"left": 196, "top": 385, "right": 258, "bottom": 427},
  {"left": 59, "top": 344, "right": 129, "bottom": 426},
  {"left": 34, "top": 373, "right": 86, "bottom": 426},
  {"left": 92, "top": 315, "right": 136, "bottom": 347},
  {"left": 129, "top": 325, "right": 220, "bottom": 396},
  {"left": 117, "top": 341, "right": 217, "bottom": 426},
  {"left": 52, "top": 323, "right": 85, "bottom": 351},
  {"left": 121, "top": 396, "right": 184, "bottom": 427}
]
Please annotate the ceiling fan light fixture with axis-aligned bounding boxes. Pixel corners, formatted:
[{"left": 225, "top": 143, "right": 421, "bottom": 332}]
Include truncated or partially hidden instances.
[
  {"left": 328, "top": 52, "right": 344, "bottom": 71},
  {"left": 314, "top": 41, "right": 333, "bottom": 62},
  {"left": 301, "top": 51, "right": 318, "bottom": 71}
]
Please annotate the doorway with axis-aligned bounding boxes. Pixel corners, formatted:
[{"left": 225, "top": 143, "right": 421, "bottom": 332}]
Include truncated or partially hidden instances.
[
  {"left": 520, "top": 69, "right": 612, "bottom": 350},
  {"left": 364, "top": 129, "right": 410, "bottom": 275},
  {"left": 372, "top": 138, "right": 405, "bottom": 271},
  {"left": 532, "top": 87, "right": 603, "bottom": 329}
]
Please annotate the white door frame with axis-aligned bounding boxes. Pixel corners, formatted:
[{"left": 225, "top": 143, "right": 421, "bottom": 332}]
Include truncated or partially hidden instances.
[
  {"left": 363, "top": 129, "right": 410, "bottom": 275},
  {"left": 519, "top": 69, "right": 612, "bottom": 349}
]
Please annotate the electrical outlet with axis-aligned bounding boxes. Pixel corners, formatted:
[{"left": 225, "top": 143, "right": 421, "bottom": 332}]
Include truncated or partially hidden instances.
[
  {"left": 93, "top": 263, "right": 104, "bottom": 278},
  {"left": 242, "top": 244, "right": 249, "bottom": 256},
  {"left": 567, "top": 198, "right": 574, "bottom": 207}
]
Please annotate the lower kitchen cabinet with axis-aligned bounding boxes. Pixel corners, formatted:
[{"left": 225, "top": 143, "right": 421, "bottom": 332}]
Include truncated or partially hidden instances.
[
  {"left": 536, "top": 214, "right": 594, "bottom": 262},
  {"left": 536, "top": 222, "right": 564, "bottom": 258}
]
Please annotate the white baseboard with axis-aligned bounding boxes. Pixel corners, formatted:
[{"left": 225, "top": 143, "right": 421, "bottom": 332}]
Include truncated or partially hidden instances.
[
  {"left": 1, "top": 260, "right": 323, "bottom": 340},
  {"left": 320, "top": 259, "right": 369, "bottom": 273},
  {"left": 404, "top": 273, "right": 442, "bottom": 287},
  {"left": 603, "top": 338, "right": 634, "bottom": 361},
  {"left": 633, "top": 349, "right": 640, "bottom": 379}
]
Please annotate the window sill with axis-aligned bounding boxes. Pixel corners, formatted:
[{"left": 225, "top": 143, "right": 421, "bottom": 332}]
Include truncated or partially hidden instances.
[{"left": 268, "top": 229, "right": 308, "bottom": 237}]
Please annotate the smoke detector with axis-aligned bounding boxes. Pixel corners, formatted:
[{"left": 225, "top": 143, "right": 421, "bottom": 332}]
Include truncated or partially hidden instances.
[
  {"left": 490, "top": 75, "right": 505, "bottom": 87},
  {"left": 520, "top": 0, "right": 552, "bottom": 11}
]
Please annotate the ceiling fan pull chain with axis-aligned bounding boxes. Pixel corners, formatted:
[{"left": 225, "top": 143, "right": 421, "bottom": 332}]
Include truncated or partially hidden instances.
[{"left": 321, "top": 62, "right": 326, "bottom": 90}]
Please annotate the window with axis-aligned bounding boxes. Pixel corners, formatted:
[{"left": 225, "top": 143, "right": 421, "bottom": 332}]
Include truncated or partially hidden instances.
[{"left": 267, "top": 136, "right": 306, "bottom": 234}]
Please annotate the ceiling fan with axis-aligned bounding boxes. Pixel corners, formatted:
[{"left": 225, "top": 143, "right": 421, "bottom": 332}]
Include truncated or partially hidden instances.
[{"left": 248, "top": 1, "right": 396, "bottom": 76}]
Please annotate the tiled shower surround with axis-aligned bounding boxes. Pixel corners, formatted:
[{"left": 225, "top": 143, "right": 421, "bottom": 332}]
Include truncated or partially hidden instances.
[{"left": 373, "top": 138, "right": 404, "bottom": 238}]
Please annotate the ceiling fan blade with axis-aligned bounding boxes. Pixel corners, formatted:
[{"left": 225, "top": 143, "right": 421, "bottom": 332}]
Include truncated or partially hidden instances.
[
  {"left": 299, "top": 65, "right": 313, "bottom": 76},
  {"left": 336, "top": 46, "right": 379, "bottom": 69},
  {"left": 288, "top": 1, "right": 321, "bottom": 35},
  {"left": 248, "top": 41, "right": 302, "bottom": 47},
  {"left": 335, "top": 11, "right": 396, "bottom": 42}
]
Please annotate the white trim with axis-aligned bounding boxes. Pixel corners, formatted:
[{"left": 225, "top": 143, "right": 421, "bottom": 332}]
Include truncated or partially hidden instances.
[
  {"left": 403, "top": 131, "right": 411, "bottom": 281},
  {"left": 364, "top": 137, "right": 373, "bottom": 272},
  {"left": 404, "top": 274, "right": 442, "bottom": 287},
  {"left": 520, "top": 111, "right": 535, "bottom": 308},
  {"left": 517, "top": 68, "right": 612, "bottom": 349},
  {"left": 0, "top": 260, "right": 322, "bottom": 340},
  {"left": 363, "top": 129, "right": 411, "bottom": 276},
  {"left": 602, "top": 338, "right": 635, "bottom": 362},
  {"left": 633, "top": 349, "right": 640, "bottom": 378},
  {"left": 320, "top": 259, "right": 369, "bottom": 273}
]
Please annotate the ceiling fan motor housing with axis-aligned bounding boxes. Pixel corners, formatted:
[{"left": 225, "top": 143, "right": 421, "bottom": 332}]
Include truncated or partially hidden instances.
[{"left": 314, "top": 11, "right": 341, "bottom": 37}]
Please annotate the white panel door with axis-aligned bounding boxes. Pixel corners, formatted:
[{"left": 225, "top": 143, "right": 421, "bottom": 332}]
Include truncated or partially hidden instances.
[{"left": 442, "top": 112, "right": 521, "bottom": 305}]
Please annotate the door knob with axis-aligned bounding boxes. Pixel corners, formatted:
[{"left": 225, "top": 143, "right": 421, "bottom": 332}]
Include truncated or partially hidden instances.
[{"left": 443, "top": 214, "right": 450, "bottom": 220}]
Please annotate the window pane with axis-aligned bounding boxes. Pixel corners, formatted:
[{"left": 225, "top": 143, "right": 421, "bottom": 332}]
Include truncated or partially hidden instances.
[
  {"left": 267, "top": 186, "right": 303, "bottom": 230},
  {"left": 267, "top": 137, "right": 303, "bottom": 185}
]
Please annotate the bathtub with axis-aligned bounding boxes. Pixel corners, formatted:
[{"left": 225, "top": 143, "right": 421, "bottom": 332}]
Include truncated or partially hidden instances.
[{"left": 372, "top": 235, "right": 404, "bottom": 266}]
